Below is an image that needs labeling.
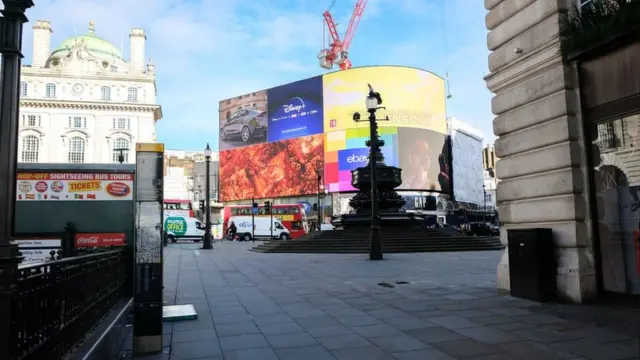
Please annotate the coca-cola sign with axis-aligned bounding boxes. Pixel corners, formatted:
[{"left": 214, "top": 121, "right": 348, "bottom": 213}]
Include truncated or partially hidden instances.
[{"left": 74, "top": 233, "right": 126, "bottom": 247}]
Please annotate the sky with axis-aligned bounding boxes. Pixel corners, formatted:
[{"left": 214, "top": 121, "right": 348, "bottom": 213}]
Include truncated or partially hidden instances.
[{"left": 19, "top": 0, "right": 494, "bottom": 151}]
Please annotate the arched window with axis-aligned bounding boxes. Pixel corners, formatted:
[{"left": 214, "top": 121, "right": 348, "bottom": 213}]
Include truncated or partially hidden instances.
[
  {"left": 68, "top": 137, "right": 85, "bottom": 163},
  {"left": 45, "top": 83, "right": 56, "bottom": 98},
  {"left": 21, "top": 136, "right": 39, "bottom": 163},
  {"left": 127, "top": 87, "right": 138, "bottom": 101},
  {"left": 101, "top": 86, "right": 111, "bottom": 100},
  {"left": 112, "top": 138, "right": 130, "bottom": 163}
]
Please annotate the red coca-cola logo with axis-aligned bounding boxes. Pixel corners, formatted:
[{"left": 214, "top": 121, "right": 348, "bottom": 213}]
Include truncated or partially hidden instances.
[
  {"left": 106, "top": 182, "right": 130, "bottom": 197},
  {"left": 76, "top": 236, "right": 99, "bottom": 245},
  {"left": 74, "top": 233, "right": 125, "bottom": 247}
]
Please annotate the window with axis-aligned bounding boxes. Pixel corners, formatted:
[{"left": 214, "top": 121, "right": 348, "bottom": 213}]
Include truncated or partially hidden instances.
[
  {"left": 68, "top": 137, "right": 85, "bottom": 163},
  {"left": 596, "top": 120, "right": 623, "bottom": 151},
  {"left": 45, "top": 83, "right": 56, "bottom": 98},
  {"left": 68, "top": 116, "right": 86, "bottom": 129},
  {"left": 21, "top": 136, "right": 39, "bottom": 163},
  {"left": 101, "top": 86, "right": 111, "bottom": 100},
  {"left": 110, "top": 65, "right": 117, "bottom": 72},
  {"left": 112, "top": 118, "right": 130, "bottom": 130},
  {"left": 22, "top": 115, "right": 41, "bottom": 127},
  {"left": 127, "top": 87, "right": 138, "bottom": 101},
  {"left": 20, "top": 82, "right": 28, "bottom": 97},
  {"left": 112, "top": 138, "right": 130, "bottom": 163}
]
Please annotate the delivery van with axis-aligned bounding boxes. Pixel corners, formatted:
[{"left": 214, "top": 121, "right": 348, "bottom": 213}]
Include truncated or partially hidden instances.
[
  {"left": 228, "top": 216, "right": 290, "bottom": 241},
  {"left": 164, "top": 216, "right": 206, "bottom": 243}
]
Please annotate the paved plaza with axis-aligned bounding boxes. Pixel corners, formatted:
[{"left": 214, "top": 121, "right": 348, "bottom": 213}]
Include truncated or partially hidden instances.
[{"left": 137, "top": 241, "right": 638, "bottom": 360}]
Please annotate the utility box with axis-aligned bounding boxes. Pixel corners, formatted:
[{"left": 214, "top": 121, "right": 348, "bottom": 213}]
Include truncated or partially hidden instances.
[{"left": 508, "top": 228, "right": 557, "bottom": 302}]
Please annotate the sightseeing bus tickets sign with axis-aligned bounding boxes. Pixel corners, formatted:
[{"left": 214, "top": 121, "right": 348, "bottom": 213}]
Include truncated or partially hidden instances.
[
  {"left": 75, "top": 233, "right": 126, "bottom": 247},
  {"left": 15, "top": 172, "right": 133, "bottom": 201}
]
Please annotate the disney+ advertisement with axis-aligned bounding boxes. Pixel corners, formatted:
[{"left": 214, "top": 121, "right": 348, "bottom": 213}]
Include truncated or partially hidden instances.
[{"left": 267, "top": 76, "right": 324, "bottom": 142}]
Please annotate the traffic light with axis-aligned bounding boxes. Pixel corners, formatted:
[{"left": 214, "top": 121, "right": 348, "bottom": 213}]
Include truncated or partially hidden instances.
[
  {"left": 312, "top": 203, "right": 318, "bottom": 211},
  {"left": 199, "top": 200, "right": 205, "bottom": 212},
  {"left": 264, "top": 201, "right": 271, "bottom": 214},
  {"left": 252, "top": 202, "right": 258, "bottom": 209}
]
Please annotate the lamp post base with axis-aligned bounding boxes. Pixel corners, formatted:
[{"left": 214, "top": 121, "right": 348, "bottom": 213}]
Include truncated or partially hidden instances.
[
  {"left": 202, "top": 232, "right": 213, "bottom": 250},
  {"left": 369, "top": 227, "right": 383, "bottom": 260}
]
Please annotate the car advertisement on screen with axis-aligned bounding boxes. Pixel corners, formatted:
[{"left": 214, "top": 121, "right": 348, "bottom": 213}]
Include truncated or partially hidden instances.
[
  {"left": 219, "top": 90, "right": 268, "bottom": 150},
  {"left": 267, "top": 76, "right": 324, "bottom": 142}
]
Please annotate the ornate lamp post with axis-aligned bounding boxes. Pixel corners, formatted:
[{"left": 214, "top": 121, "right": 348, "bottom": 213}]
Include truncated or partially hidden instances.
[
  {"left": 202, "top": 144, "right": 213, "bottom": 249},
  {"left": 365, "top": 85, "right": 383, "bottom": 260},
  {"left": 0, "top": 1, "right": 35, "bottom": 358}
]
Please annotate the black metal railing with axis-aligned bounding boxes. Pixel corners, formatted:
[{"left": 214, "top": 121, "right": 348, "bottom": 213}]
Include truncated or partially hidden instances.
[{"left": 12, "top": 249, "right": 127, "bottom": 360}]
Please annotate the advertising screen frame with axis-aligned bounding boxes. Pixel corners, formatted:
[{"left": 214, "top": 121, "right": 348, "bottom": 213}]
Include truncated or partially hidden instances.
[{"left": 217, "top": 65, "right": 452, "bottom": 201}]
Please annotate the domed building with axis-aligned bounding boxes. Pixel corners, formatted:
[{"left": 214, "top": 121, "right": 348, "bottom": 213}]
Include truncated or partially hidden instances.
[{"left": 18, "top": 20, "right": 162, "bottom": 164}]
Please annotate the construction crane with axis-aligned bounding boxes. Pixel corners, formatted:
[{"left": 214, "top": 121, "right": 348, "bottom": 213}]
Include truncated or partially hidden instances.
[{"left": 318, "top": 0, "right": 368, "bottom": 70}]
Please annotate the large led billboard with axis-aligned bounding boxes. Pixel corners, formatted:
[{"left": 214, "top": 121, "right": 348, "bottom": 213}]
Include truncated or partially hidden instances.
[
  {"left": 218, "top": 66, "right": 449, "bottom": 201},
  {"left": 219, "top": 134, "right": 324, "bottom": 201},
  {"left": 323, "top": 66, "right": 447, "bottom": 133},
  {"left": 267, "top": 76, "right": 324, "bottom": 141},
  {"left": 219, "top": 91, "right": 268, "bottom": 150}
]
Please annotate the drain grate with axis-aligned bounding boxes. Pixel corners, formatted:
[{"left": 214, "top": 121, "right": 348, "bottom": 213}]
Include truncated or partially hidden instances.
[{"left": 377, "top": 282, "right": 395, "bottom": 288}]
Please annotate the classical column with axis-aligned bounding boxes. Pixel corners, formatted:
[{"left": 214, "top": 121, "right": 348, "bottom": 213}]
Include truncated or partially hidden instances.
[{"left": 0, "top": 1, "right": 34, "bottom": 359}]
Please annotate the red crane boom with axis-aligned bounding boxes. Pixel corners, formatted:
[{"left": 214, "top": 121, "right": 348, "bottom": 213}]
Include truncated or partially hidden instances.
[{"left": 318, "top": 0, "right": 368, "bottom": 70}]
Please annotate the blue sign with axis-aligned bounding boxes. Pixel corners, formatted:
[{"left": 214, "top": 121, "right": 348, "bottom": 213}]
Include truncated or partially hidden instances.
[
  {"left": 297, "top": 202, "right": 311, "bottom": 214},
  {"left": 267, "top": 76, "right": 324, "bottom": 142},
  {"left": 338, "top": 148, "right": 370, "bottom": 171},
  {"left": 252, "top": 207, "right": 259, "bottom": 215}
]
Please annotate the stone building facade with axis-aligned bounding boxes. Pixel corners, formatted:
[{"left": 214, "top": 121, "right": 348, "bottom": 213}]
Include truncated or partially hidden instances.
[{"left": 484, "top": 0, "right": 640, "bottom": 302}]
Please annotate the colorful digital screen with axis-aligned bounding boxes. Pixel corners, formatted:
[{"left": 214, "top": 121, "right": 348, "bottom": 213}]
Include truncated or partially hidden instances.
[
  {"left": 218, "top": 66, "right": 450, "bottom": 201},
  {"left": 218, "top": 90, "right": 269, "bottom": 151},
  {"left": 323, "top": 66, "right": 447, "bottom": 134},
  {"left": 324, "top": 127, "right": 399, "bottom": 192},
  {"left": 267, "top": 76, "right": 324, "bottom": 142},
  {"left": 219, "top": 134, "right": 324, "bottom": 201}
]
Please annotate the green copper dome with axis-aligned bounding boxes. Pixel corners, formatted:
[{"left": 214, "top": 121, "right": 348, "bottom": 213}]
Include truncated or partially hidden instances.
[{"left": 49, "top": 21, "right": 125, "bottom": 61}]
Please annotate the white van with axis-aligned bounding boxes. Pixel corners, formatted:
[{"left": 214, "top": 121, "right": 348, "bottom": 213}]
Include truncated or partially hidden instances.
[
  {"left": 228, "top": 216, "right": 290, "bottom": 241},
  {"left": 164, "top": 216, "right": 206, "bottom": 243}
]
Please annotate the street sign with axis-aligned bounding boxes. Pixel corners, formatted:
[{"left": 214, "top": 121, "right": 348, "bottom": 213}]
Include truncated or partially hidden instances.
[{"left": 252, "top": 207, "right": 259, "bottom": 215}]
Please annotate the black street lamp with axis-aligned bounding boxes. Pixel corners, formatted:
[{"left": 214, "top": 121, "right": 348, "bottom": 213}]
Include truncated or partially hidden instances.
[
  {"left": 114, "top": 148, "right": 128, "bottom": 164},
  {"left": 483, "top": 184, "right": 487, "bottom": 223},
  {"left": 202, "top": 144, "right": 213, "bottom": 250},
  {"left": 365, "top": 84, "right": 383, "bottom": 261}
]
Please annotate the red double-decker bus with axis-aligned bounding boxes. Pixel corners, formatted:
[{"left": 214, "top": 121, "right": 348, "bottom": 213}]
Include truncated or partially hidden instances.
[
  {"left": 163, "top": 199, "right": 195, "bottom": 218},
  {"left": 222, "top": 203, "right": 309, "bottom": 239}
]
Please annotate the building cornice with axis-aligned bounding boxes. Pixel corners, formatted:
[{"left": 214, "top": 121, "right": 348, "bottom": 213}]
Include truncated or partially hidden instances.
[
  {"left": 20, "top": 99, "right": 163, "bottom": 121},
  {"left": 21, "top": 66, "right": 156, "bottom": 83}
]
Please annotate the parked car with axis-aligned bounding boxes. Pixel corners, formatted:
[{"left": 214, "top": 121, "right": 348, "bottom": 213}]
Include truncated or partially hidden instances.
[{"left": 220, "top": 109, "right": 267, "bottom": 144}]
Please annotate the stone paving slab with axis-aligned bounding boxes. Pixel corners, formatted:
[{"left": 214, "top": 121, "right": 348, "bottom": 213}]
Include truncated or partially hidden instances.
[{"left": 148, "top": 241, "right": 639, "bottom": 360}]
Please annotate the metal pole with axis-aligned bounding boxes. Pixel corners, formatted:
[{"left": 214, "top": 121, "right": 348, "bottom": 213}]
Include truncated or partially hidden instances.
[
  {"left": 203, "top": 152, "right": 212, "bottom": 249},
  {"left": 251, "top": 197, "right": 255, "bottom": 240},
  {"left": 0, "top": 3, "right": 33, "bottom": 359},
  {"left": 317, "top": 170, "right": 321, "bottom": 231},
  {"left": 369, "top": 110, "right": 383, "bottom": 260},
  {"left": 270, "top": 200, "right": 274, "bottom": 240},
  {"left": 483, "top": 187, "right": 487, "bottom": 223}
]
